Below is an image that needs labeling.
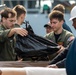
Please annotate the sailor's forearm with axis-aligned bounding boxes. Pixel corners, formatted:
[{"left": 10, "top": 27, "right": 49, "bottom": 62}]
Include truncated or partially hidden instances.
[{"left": 0, "top": 68, "right": 26, "bottom": 75}]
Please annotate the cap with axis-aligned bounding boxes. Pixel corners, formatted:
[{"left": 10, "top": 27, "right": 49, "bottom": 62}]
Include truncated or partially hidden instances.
[
  {"left": 44, "top": 24, "right": 51, "bottom": 28},
  {"left": 69, "top": 6, "right": 76, "bottom": 20}
]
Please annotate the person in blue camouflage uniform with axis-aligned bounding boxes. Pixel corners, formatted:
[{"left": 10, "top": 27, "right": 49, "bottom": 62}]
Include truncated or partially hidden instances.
[
  {"left": 66, "top": 6, "right": 76, "bottom": 75},
  {"left": 0, "top": 7, "right": 28, "bottom": 61},
  {"left": 45, "top": 10, "right": 74, "bottom": 60}
]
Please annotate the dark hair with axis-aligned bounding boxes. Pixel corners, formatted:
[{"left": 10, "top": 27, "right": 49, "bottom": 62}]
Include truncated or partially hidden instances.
[
  {"left": 13, "top": 5, "right": 26, "bottom": 19},
  {"left": 52, "top": 4, "right": 65, "bottom": 13},
  {"left": 49, "top": 10, "right": 64, "bottom": 21},
  {"left": 1, "top": 7, "right": 17, "bottom": 19}
]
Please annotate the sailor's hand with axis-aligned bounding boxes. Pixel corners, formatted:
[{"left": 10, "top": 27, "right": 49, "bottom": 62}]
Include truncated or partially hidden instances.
[
  {"left": 57, "top": 45, "right": 65, "bottom": 54},
  {"left": 47, "top": 64, "right": 58, "bottom": 68}
]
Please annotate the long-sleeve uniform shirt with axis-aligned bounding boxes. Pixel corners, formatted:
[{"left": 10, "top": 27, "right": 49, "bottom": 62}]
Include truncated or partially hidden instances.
[
  {"left": 0, "top": 24, "right": 20, "bottom": 61},
  {"left": 45, "top": 29, "right": 74, "bottom": 60}
]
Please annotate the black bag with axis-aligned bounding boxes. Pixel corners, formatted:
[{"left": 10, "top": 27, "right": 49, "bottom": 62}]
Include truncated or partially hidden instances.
[{"left": 15, "top": 21, "right": 60, "bottom": 60}]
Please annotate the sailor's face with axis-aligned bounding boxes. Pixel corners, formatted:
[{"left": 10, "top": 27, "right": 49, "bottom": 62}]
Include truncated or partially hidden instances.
[
  {"left": 72, "top": 18, "right": 76, "bottom": 30},
  {"left": 2, "top": 13, "right": 16, "bottom": 29}
]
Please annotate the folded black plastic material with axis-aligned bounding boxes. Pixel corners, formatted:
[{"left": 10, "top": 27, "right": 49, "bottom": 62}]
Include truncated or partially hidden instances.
[{"left": 15, "top": 21, "right": 60, "bottom": 60}]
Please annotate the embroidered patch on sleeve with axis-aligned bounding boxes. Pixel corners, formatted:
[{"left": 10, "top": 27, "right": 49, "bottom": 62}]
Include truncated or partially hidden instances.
[{"left": 67, "top": 36, "right": 74, "bottom": 42}]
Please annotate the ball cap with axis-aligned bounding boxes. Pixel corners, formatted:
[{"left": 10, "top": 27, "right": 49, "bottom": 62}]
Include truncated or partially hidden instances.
[
  {"left": 69, "top": 6, "right": 76, "bottom": 20},
  {"left": 44, "top": 24, "right": 51, "bottom": 28}
]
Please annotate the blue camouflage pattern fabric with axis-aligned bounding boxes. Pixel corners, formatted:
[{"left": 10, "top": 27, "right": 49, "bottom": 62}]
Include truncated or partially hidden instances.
[{"left": 66, "top": 38, "right": 76, "bottom": 75}]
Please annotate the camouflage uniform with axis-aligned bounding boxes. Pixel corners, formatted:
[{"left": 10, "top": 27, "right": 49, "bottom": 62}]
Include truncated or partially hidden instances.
[
  {"left": 45, "top": 29, "right": 74, "bottom": 60},
  {"left": 0, "top": 24, "right": 20, "bottom": 61},
  {"left": 45, "top": 29, "right": 74, "bottom": 47}
]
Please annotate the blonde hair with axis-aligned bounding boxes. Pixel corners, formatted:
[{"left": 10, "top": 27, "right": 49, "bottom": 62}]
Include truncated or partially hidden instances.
[
  {"left": 13, "top": 5, "right": 26, "bottom": 19},
  {"left": 52, "top": 4, "right": 65, "bottom": 13}
]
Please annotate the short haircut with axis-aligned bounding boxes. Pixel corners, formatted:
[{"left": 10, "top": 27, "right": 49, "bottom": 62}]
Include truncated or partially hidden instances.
[
  {"left": 1, "top": 7, "right": 17, "bottom": 19},
  {"left": 52, "top": 4, "right": 65, "bottom": 13},
  {"left": 49, "top": 10, "right": 64, "bottom": 21},
  {"left": 13, "top": 5, "right": 26, "bottom": 19}
]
